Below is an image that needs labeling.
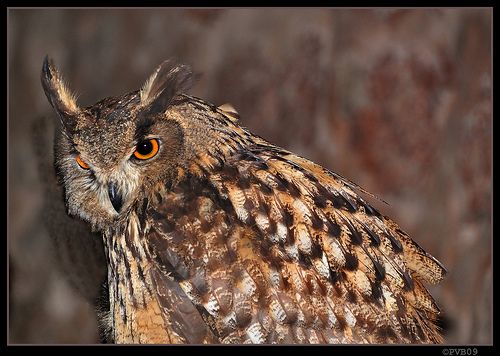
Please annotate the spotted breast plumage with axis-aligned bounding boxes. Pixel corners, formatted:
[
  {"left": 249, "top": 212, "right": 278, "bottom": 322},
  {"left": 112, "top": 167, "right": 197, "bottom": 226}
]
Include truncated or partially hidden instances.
[{"left": 41, "top": 56, "right": 447, "bottom": 344}]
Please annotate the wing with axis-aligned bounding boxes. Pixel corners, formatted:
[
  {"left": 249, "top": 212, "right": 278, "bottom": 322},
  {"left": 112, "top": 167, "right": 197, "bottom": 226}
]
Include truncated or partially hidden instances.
[{"left": 144, "top": 140, "right": 446, "bottom": 344}]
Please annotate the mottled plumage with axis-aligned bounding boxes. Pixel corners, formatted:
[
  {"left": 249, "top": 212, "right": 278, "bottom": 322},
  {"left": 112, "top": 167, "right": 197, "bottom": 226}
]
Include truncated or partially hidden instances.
[{"left": 41, "top": 57, "right": 446, "bottom": 344}]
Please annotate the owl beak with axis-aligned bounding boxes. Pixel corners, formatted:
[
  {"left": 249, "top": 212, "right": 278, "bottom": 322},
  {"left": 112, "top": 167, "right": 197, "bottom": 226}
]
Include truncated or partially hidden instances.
[{"left": 108, "top": 183, "right": 123, "bottom": 213}]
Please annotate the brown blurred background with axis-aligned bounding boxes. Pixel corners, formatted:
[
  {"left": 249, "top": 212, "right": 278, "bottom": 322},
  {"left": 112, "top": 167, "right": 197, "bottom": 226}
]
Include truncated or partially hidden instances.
[{"left": 8, "top": 9, "right": 491, "bottom": 344}]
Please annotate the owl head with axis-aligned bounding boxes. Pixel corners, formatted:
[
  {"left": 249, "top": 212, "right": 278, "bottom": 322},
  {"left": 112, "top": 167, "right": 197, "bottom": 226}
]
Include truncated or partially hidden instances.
[{"left": 41, "top": 57, "right": 198, "bottom": 231}]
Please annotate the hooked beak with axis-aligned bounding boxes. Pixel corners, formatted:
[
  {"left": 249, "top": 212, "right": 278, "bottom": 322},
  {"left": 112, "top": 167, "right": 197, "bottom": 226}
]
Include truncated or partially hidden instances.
[{"left": 108, "top": 182, "right": 123, "bottom": 213}]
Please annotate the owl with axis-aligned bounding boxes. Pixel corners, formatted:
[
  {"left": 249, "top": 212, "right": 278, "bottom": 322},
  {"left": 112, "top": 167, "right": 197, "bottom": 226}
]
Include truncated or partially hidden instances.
[{"left": 41, "top": 56, "right": 447, "bottom": 344}]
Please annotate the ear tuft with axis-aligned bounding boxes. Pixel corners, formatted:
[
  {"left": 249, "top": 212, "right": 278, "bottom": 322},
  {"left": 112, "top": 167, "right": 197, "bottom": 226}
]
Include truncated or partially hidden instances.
[
  {"left": 40, "top": 56, "right": 81, "bottom": 132},
  {"left": 139, "top": 59, "right": 195, "bottom": 114}
]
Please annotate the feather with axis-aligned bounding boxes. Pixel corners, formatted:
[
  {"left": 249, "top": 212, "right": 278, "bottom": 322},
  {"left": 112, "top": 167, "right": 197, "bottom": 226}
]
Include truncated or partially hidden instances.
[{"left": 139, "top": 59, "right": 195, "bottom": 114}]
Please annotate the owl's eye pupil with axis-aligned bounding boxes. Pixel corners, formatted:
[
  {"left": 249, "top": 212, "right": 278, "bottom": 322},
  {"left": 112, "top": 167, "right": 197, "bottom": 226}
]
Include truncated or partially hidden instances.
[
  {"left": 137, "top": 141, "right": 153, "bottom": 155},
  {"left": 133, "top": 138, "right": 159, "bottom": 160}
]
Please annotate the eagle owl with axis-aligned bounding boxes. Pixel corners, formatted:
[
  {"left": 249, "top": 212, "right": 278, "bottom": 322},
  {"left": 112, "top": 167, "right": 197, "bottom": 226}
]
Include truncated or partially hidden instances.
[{"left": 41, "top": 56, "right": 446, "bottom": 344}]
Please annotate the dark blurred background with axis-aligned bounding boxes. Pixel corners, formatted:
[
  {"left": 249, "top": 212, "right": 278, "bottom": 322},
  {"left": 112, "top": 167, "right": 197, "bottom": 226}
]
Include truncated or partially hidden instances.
[{"left": 8, "top": 9, "right": 491, "bottom": 344}]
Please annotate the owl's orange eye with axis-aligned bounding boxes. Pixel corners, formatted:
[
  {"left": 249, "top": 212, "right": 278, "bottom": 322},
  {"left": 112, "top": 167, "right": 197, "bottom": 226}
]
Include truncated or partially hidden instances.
[
  {"left": 133, "top": 138, "right": 159, "bottom": 160},
  {"left": 75, "top": 155, "right": 90, "bottom": 169}
]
